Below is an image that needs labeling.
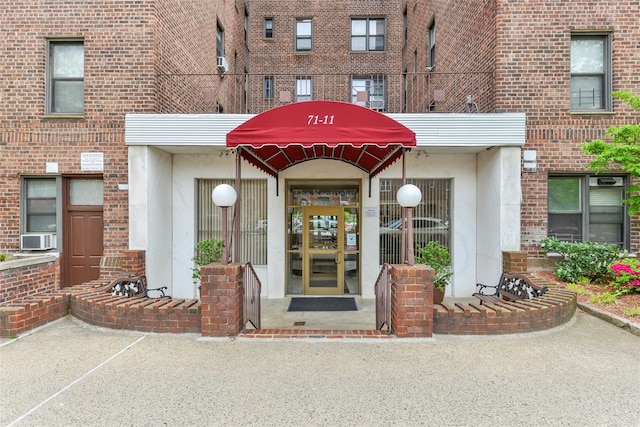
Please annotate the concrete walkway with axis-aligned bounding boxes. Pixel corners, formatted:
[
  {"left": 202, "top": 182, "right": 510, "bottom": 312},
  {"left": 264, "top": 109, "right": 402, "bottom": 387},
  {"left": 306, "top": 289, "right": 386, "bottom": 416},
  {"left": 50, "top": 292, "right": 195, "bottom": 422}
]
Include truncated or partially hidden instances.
[{"left": 1, "top": 311, "right": 638, "bottom": 426}]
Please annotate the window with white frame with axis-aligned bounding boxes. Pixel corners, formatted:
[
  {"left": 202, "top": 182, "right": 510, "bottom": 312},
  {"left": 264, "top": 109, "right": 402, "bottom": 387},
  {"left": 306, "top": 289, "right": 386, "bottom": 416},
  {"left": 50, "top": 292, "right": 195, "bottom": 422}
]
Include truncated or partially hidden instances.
[
  {"left": 379, "top": 179, "right": 451, "bottom": 264},
  {"left": 548, "top": 175, "right": 628, "bottom": 249},
  {"left": 46, "top": 39, "right": 84, "bottom": 115},
  {"left": 295, "top": 18, "right": 312, "bottom": 52},
  {"left": 295, "top": 77, "right": 312, "bottom": 102},
  {"left": 570, "top": 33, "right": 611, "bottom": 111},
  {"left": 196, "top": 179, "right": 268, "bottom": 265},
  {"left": 351, "top": 76, "right": 386, "bottom": 111},
  {"left": 351, "top": 18, "right": 386, "bottom": 51},
  {"left": 264, "top": 17, "right": 274, "bottom": 39}
]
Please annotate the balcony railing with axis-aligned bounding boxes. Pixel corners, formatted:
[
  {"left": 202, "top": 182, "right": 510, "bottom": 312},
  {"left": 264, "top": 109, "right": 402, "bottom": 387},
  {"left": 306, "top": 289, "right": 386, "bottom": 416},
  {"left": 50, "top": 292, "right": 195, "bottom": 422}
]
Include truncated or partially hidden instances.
[{"left": 156, "top": 72, "right": 494, "bottom": 115}]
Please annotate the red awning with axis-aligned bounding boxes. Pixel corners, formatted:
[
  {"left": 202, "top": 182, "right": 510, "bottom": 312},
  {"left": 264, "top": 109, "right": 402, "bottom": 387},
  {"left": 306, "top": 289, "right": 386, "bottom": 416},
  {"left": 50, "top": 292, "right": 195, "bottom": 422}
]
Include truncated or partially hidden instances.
[{"left": 226, "top": 100, "right": 416, "bottom": 177}]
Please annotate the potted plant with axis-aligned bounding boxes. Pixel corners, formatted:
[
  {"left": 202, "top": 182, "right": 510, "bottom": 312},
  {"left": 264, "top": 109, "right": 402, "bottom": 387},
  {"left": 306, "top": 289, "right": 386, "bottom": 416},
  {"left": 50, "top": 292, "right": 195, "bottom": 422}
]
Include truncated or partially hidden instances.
[
  {"left": 416, "top": 240, "right": 452, "bottom": 304},
  {"left": 192, "top": 238, "right": 223, "bottom": 281}
]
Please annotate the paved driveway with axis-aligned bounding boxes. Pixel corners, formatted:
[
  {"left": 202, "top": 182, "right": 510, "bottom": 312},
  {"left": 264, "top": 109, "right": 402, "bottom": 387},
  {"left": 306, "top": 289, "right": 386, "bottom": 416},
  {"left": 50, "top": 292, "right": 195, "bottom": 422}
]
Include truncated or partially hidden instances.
[{"left": 1, "top": 311, "right": 638, "bottom": 426}]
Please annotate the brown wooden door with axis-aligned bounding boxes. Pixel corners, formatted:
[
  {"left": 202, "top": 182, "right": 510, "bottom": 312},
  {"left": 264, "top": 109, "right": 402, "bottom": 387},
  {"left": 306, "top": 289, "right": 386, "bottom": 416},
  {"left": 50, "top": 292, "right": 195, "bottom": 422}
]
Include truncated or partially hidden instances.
[{"left": 63, "top": 179, "right": 104, "bottom": 287}]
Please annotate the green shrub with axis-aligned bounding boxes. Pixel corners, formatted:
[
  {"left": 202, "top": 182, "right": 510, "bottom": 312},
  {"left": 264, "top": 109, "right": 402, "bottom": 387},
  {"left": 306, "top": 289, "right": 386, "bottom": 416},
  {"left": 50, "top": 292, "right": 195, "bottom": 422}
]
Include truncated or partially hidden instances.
[
  {"left": 0, "top": 254, "right": 6, "bottom": 262},
  {"left": 540, "top": 237, "right": 622, "bottom": 283},
  {"left": 416, "top": 241, "right": 452, "bottom": 291},
  {"left": 192, "top": 238, "right": 223, "bottom": 280}
]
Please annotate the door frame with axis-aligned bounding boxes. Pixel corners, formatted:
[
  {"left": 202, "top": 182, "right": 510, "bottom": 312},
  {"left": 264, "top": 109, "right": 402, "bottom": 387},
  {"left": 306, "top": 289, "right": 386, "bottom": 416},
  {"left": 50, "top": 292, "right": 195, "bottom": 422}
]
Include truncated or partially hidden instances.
[{"left": 61, "top": 176, "right": 104, "bottom": 287}]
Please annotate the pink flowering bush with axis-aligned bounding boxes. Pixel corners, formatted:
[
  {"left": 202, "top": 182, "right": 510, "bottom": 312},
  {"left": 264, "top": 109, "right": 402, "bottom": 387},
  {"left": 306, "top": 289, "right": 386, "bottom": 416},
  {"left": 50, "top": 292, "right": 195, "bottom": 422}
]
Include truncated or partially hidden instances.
[{"left": 609, "top": 258, "right": 640, "bottom": 295}]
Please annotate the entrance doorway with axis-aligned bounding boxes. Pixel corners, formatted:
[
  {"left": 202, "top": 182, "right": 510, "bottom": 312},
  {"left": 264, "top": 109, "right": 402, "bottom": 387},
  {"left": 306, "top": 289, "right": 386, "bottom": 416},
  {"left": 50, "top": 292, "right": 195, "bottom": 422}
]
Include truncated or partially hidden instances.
[
  {"left": 286, "top": 181, "right": 360, "bottom": 295},
  {"left": 63, "top": 178, "right": 104, "bottom": 287},
  {"left": 304, "top": 207, "right": 343, "bottom": 294}
]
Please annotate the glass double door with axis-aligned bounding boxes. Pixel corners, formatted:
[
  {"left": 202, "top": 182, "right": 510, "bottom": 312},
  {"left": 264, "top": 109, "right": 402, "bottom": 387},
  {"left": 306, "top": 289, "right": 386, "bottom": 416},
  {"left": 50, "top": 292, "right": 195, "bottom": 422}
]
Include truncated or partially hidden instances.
[{"left": 304, "top": 207, "right": 343, "bottom": 295}]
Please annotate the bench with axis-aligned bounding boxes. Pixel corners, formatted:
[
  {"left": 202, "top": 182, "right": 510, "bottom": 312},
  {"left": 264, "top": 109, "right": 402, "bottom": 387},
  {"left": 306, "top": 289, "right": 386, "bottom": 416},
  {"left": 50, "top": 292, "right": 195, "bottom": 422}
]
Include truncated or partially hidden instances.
[
  {"left": 105, "top": 275, "right": 168, "bottom": 298},
  {"left": 473, "top": 273, "right": 548, "bottom": 304}
]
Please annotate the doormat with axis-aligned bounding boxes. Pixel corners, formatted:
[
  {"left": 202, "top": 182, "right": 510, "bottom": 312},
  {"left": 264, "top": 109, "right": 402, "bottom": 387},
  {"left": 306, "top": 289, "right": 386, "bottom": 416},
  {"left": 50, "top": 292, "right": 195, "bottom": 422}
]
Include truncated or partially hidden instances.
[{"left": 287, "top": 297, "right": 358, "bottom": 312}]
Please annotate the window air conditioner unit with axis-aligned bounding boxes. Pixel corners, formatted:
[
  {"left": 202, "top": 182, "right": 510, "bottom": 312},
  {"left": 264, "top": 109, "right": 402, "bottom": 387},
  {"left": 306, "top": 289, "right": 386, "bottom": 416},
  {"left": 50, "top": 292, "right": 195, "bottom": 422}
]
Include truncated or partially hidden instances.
[
  {"left": 589, "top": 177, "right": 623, "bottom": 187},
  {"left": 369, "top": 97, "right": 385, "bottom": 110},
  {"left": 217, "top": 56, "right": 229, "bottom": 73},
  {"left": 21, "top": 233, "right": 56, "bottom": 250}
]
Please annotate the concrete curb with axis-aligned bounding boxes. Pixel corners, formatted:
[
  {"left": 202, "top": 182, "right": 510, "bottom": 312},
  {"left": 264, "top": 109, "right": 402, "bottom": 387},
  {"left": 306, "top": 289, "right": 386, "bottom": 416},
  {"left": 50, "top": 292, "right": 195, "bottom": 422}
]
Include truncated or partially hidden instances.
[{"left": 577, "top": 302, "right": 640, "bottom": 337}]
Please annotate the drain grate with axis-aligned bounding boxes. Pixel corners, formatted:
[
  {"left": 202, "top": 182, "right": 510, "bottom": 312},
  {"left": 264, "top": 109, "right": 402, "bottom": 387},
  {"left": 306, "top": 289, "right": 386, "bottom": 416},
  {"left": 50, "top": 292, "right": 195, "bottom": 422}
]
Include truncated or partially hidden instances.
[{"left": 293, "top": 321, "right": 306, "bottom": 326}]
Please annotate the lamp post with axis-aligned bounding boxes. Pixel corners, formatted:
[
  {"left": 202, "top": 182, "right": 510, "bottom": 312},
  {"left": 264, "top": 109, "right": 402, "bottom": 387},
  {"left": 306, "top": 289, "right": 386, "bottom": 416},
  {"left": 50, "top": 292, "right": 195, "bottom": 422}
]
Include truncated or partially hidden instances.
[
  {"left": 396, "top": 184, "right": 422, "bottom": 266},
  {"left": 212, "top": 184, "right": 237, "bottom": 264}
]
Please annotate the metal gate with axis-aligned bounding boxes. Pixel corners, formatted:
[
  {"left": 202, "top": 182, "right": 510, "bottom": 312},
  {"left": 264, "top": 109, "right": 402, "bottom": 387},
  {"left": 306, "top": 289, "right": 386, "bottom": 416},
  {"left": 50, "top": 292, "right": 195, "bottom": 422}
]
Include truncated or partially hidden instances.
[
  {"left": 375, "top": 263, "right": 392, "bottom": 331},
  {"left": 243, "top": 262, "right": 261, "bottom": 330}
]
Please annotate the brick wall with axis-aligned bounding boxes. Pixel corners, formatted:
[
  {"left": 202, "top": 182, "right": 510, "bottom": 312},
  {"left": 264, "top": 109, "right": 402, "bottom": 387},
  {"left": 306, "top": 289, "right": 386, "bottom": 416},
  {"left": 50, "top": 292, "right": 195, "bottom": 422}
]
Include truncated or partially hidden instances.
[
  {"left": 0, "top": 256, "right": 60, "bottom": 304},
  {"left": 493, "top": 0, "right": 640, "bottom": 254},
  {"left": 199, "top": 263, "right": 245, "bottom": 337},
  {"left": 433, "top": 287, "right": 577, "bottom": 335},
  {"left": 0, "top": 0, "right": 158, "bottom": 256},
  {"left": 390, "top": 264, "right": 434, "bottom": 338},
  {"left": 421, "top": 0, "right": 497, "bottom": 113}
]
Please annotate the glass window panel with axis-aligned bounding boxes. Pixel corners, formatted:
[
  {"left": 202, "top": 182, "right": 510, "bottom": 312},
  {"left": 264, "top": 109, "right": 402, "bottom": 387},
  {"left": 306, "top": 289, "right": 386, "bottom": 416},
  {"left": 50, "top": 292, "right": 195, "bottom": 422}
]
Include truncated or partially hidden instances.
[
  {"left": 351, "top": 37, "right": 366, "bottom": 51},
  {"left": 589, "top": 186, "right": 622, "bottom": 206},
  {"left": 27, "top": 180, "right": 56, "bottom": 197},
  {"left": 52, "top": 81, "right": 84, "bottom": 113},
  {"left": 297, "top": 20, "right": 311, "bottom": 36},
  {"left": 570, "top": 76, "right": 603, "bottom": 110},
  {"left": 28, "top": 199, "right": 56, "bottom": 214},
  {"left": 369, "top": 35, "right": 385, "bottom": 51},
  {"left": 344, "top": 252, "right": 359, "bottom": 294},
  {"left": 53, "top": 44, "right": 84, "bottom": 78},
  {"left": 548, "top": 178, "right": 581, "bottom": 212},
  {"left": 70, "top": 180, "right": 103, "bottom": 205},
  {"left": 589, "top": 223, "right": 622, "bottom": 245},
  {"left": 351, "top": 20, "right": 366, "bottom": 35},
  {"left": 379, "top": 179, "right": 451, "bottom": 264},
  {"left": 548, "top": 213, "right": 582, "bottom": 241},
  {"left": 571, "top": 38, "right": 604, "bottom": 73},
  {"left": 296, "top": 39, "right": 311, "bottom": 51},
  {"left": 196, "top": 179, "right": 267, "bottom": 264},
  {"left": 28, "top": 215, "right": 57, "bottom": 232},
  {"left": 287, "top": 252, "right": 303, "bottom": 294},
  {"left": 369, "top": 19, "right": 385, "bottom": 35}
]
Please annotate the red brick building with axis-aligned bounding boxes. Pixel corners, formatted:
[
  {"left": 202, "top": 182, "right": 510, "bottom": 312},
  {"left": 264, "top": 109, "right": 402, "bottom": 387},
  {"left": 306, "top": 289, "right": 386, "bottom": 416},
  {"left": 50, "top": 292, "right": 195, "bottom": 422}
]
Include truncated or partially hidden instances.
[{"left": 1, "top": 0, "right": 638, "bottom": 296}]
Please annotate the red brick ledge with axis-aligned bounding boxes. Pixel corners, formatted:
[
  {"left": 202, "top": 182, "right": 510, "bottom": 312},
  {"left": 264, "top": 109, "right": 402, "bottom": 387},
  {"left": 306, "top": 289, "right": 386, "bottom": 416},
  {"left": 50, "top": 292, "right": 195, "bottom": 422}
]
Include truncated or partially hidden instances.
[
  {"left": 69, "top": 280, "right": 201, "bottom": 334},
  {"left": 0, "top": 290, "right": 71, "bottom": 338},
  {"left": 434, "top": 280, "right": 577, "bottom": 335}
]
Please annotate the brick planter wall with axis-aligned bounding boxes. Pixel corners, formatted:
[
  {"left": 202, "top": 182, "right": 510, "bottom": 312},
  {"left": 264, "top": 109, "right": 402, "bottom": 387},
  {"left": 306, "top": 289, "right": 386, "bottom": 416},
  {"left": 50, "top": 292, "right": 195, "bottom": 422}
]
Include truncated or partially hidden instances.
[
  {"left": 434, "top": 280, "right": 577, "bottom": 335},
  {"left": 0, "top": 256, "right": 60, "bottom": 304},
  {"left": 199, "top": 263, "right": 245, "bottom": 337},
  {"left": 0, "top": 256, "right": 67, "bottom": 337},
  {"left": 70, "top": 280, "right": 201, "bottom": 334},
  {"left": 391, "top": 264, "right": 435, "bottom": 338}
]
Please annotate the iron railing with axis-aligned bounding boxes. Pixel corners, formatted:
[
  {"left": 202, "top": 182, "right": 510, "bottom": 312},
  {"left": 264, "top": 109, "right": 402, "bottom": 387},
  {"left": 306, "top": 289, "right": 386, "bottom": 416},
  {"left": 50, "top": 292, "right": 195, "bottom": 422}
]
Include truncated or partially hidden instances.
[
  {"left": 375, "top": 263, "right": 392, "bottom": 332},
  {"left": 156, "top": 72, "right": 494, "bottom": 115},
  {"left": 242, "top": 262, "right": 261, "bottom": 331}
]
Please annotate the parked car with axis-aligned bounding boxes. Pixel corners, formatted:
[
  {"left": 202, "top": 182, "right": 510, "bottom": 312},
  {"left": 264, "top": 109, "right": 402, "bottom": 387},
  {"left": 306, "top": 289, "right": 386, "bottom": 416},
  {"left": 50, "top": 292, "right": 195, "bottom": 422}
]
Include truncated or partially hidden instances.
[{"left": 379, "top": 217, "right": 449, "bottom": 264}]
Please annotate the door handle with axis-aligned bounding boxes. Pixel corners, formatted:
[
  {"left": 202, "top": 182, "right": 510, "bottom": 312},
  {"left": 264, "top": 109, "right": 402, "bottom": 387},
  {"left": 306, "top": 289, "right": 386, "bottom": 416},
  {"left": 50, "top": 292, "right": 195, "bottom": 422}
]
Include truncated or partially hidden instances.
[{"left": 335, "top": 251, "right": 342, "bottom": 264}]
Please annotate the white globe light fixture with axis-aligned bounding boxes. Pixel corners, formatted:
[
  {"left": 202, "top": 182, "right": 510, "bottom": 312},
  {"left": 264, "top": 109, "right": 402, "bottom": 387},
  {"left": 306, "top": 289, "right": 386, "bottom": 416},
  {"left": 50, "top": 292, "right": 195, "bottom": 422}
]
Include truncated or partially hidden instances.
[
  {"left": 211, "top": 184, "right": 237, "bottom": 207},
  {"left": 396, "top": 184, "right": 422, "bottom": 265},
  {"left": 212, "top": 184, "right": 237, "bottom": 264}
]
